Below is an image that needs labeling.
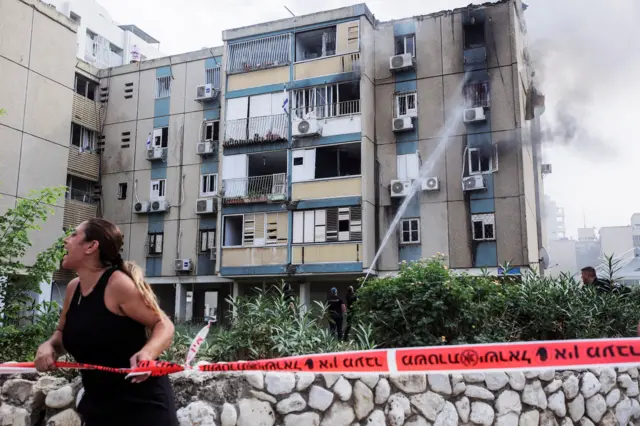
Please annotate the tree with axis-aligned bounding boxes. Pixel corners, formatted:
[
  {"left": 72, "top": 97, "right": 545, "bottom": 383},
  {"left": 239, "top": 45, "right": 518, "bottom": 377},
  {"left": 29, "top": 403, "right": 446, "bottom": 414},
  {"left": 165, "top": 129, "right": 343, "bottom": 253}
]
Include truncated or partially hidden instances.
[{"left": 0, "top": 186, "right": 67, "bottom": 324}]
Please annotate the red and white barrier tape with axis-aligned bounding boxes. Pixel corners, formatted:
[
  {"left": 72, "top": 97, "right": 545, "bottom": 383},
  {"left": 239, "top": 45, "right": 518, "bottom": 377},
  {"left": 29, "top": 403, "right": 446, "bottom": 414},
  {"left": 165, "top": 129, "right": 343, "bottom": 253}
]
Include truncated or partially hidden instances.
[{"left": 3, "top": 336, "right": 640, "bottom": 377}]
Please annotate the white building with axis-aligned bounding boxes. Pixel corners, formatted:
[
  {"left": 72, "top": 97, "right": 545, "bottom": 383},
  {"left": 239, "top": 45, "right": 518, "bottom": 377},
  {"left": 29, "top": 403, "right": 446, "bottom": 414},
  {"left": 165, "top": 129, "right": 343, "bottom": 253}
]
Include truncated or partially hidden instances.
[{"left": 45, "top": 0, "right": 165, "bottom": 68}]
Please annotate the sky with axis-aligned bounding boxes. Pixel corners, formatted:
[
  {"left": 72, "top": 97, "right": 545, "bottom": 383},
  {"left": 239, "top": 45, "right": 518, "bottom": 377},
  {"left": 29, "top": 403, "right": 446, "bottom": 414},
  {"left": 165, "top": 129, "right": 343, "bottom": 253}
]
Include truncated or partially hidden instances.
[{"left": 94, "top": 0, "right": 640, "bottom": 240}]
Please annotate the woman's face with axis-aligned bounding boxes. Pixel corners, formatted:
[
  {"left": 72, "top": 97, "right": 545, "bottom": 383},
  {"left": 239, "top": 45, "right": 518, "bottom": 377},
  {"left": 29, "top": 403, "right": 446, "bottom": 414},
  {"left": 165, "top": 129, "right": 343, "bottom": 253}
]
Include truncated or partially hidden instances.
[{"left": 62, "top": 222, "right": 94, "bottom": 270}]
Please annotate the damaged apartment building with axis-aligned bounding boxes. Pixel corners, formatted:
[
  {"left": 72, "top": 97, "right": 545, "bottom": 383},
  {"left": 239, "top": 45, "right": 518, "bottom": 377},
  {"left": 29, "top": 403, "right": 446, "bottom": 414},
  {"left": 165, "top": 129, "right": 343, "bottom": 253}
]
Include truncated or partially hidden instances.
[{"left": 0, "top": 0, "right": 546, "bottom": 321}]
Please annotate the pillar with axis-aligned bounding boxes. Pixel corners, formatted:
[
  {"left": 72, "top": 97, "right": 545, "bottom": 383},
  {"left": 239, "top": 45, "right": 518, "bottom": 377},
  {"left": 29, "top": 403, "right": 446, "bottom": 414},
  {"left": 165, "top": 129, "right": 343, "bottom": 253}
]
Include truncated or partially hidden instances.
[
  {"left": 174, "top": 283, "right": 188, "bottom": 323},
  {"left": 299, "top": 282, "right": 311, "bottom": 314},
  {"left": 231, "top": 281, "right": 240, "bottom": 318}
]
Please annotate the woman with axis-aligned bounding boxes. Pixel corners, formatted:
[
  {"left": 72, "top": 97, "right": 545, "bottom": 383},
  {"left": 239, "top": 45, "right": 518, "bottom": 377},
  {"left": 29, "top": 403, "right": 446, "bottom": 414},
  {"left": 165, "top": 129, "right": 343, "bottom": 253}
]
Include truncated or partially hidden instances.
[{"left": 34, "top": 218, "right": 178, "bottom": 425}]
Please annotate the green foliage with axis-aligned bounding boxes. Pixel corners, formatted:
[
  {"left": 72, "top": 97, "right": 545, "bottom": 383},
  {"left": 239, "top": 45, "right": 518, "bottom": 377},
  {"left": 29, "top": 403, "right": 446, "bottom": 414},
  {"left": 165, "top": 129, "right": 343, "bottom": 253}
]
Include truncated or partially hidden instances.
[
  {"left": 0, "top": 109, "right": 5, "bottom": 116},
  {"left": 161, "top": 283, "right": 377, "bottom": 364},
  {"left": 353, "top": 255, "right": 640, "bottom": 349},
  {"left": 0, "top": 186, "right": 67, "bottom": 324},
  {"left": 0, "top": 301, "right": 61, "bottom": 362}
]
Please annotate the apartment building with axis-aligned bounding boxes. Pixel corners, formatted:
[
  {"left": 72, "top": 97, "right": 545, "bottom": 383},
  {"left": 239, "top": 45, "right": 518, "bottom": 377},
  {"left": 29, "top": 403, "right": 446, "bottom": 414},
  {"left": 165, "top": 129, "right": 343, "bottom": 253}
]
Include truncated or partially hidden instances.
[
  {"left": 91, "top": 0, "right": 545, "bottom": 318},
  {"left": 46, "top": 0, "right": 165, "bottom": 68},
  {"left": 0, "top": 0, "right": 88, "bottom": 303}
]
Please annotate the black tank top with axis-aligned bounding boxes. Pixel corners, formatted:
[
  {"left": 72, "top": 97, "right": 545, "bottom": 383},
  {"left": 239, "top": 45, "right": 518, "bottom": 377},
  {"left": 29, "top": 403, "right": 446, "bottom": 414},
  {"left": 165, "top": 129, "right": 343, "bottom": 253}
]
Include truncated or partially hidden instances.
[{"left": 62, "top": 267, "right": 178, "bottom": 425}]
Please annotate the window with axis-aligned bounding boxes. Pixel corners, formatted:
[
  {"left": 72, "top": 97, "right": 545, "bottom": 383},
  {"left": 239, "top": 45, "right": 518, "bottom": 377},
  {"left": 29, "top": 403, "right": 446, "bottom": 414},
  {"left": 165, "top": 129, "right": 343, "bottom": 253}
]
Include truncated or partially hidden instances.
[
  {"left": 66, "top": 175, "right": 96, "bottom": 204},
  {"left": 70, "top": 123, "right": 95, "bottom": 152},
  {"left": 148, "top": 232, "right": 164, "bottom": 255},
  {"left": 205, "top": 66, "right": 221, "bottom": 89},
  {"left": 118, "top": 183, "right": 128, "bottom": 200},
  {"left": 226, "top": 33, "right": 291, "bottom": 74},
  {"left": 153, "top": 127, "right": 168, "bottom": 148},
  {"left": 397, "top": 153, "right": 421, "bottom": 180},
  {"left": 200, "top": 174, "right": 218, "bottom": 197},
  {"left": 395, "top": 34, "right": 416, "bottom": 57},
  {"left": 468, "top": 146, "right": 498, "bottom": 175},
  {"left": 293, "top": 82, "right": 360, "bottom": 119},
  {"left": 464, "top": 23, "right": 485, "bottom": 49},
  {"left": 463, "top": 81, "right": 490, "bottom": 108},
  {"left": 156, "top": 76, "right": 171, "bottom": 99},
  {"left": 347, "top": 23, "right": 360, "bottom": 51},
  {"left": 150, "top": 179, "right": 166, "bottom": 200},
  {"left": 223, "top": 213, "right": 287, "bottom": 247},
  {"left": 203, "top": 121, "right": 219, "bottom": 142},
  {"left": 395, "top": 92, "right": 417, "bottom": 118},
  {"left": 292, "top": 143, "right": 361, "bottom": 182},
  {"left": 471, "top": 214, "right": 495, "bottom": 241},
  {"left": 401, "top": 219, "right": 420, "bottom": 244},
  {"left": 74, "top": 73, "right": 97, "bottom": 100},
  {"left": 293, "top": 206, "right": 362, "bottom": 244},
  {"left": 295, "top": 26, "right": 337, "bottom": 61},
  {"left": 199, "top": 229, "right": 216, "bottom": 253}
]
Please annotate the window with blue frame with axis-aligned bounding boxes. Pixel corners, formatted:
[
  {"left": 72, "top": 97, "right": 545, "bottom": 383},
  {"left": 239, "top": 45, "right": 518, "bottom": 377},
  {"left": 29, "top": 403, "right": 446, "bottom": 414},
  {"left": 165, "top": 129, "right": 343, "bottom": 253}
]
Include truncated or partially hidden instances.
[{"left": 395, "top": 34, "right": 415, "bottom": 57}]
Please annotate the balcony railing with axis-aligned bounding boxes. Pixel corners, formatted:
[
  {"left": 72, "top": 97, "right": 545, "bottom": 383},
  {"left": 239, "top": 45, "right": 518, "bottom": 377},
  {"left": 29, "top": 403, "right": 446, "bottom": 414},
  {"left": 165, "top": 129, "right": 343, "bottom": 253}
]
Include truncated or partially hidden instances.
[
  {"left": 66, "top": 188, "right": 98, "bottom": 205},
  {"left": 293, "top": 100, "right": 360, "bottom": 120},
  {"left": 222, "top": 173, "right": 287, "bottom": 204},
  {"left": 223, "top": 114, "right": 288, "bottom": 147},
  {"left": 227, "top": 33, "right": 292, "bottom": 74}
]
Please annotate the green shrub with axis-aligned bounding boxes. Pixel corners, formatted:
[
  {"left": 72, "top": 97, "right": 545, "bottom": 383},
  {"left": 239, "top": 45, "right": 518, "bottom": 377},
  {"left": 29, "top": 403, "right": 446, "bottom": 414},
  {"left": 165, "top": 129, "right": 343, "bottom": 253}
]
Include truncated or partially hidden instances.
[
  {"left": 352, "top": 256, "right": 640, "bottom": 348},
  {"left": 162, "top": 283, "right": 377, "bottom": 364},
  {"left": 0, "top": 301, "right": 60, "bottom": 362}
]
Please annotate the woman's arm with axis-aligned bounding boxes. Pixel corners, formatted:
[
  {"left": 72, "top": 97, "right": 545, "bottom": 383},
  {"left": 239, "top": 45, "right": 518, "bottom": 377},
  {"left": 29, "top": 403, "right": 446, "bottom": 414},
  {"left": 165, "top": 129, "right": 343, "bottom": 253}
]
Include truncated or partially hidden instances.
[{"left": 34, "top": 278, "right": 78, "bottom": 371}]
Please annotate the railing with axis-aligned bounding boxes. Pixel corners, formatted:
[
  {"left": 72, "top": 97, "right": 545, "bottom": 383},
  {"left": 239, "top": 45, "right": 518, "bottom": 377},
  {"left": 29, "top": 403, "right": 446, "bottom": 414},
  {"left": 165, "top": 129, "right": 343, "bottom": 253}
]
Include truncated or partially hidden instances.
[
  {"left": 293, "top": 100, "right": 360, "bottom": 120},
  {"left": 341, "top": 53, "right": 361, "bottom": 73},
  {"left": 226, "top": 33, "right": 292, "bottom": 74},
  {"left": 65, "top": 188, "right": 97, "bottom": 205},
  {"left": 223, "top": 114, "right": 288, "bottom": 147},
  {"left": 222, "top": 173, "right": 287, "bottom": 203},
  {"left": 464, "top": 81, "right": 490, "bottom": 108}
]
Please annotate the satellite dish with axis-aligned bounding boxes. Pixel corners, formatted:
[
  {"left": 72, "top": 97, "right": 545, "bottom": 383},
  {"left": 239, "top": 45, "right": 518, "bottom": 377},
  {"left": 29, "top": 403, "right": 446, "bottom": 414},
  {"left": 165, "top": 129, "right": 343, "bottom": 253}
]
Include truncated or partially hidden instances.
[{"left": 539, "top": 247, "right": 550, "bottom": 269}]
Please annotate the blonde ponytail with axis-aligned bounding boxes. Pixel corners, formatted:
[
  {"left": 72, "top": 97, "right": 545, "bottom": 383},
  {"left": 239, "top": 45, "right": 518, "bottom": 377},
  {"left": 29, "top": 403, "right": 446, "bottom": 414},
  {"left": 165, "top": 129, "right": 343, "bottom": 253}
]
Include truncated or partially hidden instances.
[{"left": 121, "top": 260, "right": 162, "bottom": 316}]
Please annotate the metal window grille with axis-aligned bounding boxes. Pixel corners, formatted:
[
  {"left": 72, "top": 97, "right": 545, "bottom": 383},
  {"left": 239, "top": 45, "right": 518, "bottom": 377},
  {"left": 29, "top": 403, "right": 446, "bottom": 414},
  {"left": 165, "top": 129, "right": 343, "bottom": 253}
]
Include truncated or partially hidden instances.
[
  {"left": 226, "top": 33, "right": 291, "bottom": 74},
  {"left": 156, "top": 76, "right": 171, "bottom": 99}
]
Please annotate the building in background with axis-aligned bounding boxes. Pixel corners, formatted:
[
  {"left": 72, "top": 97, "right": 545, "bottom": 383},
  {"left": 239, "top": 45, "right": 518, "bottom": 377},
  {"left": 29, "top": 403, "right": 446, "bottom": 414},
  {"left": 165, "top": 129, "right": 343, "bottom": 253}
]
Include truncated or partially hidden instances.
[
  {"left": 93, "top": 0, "right": 546, "bottom": 318},
  {"left": 46, "top": 0, "right": 165, "bottom": 68},
  {"left": 543, "top": 195, "right": 566, "bottom": 241}
]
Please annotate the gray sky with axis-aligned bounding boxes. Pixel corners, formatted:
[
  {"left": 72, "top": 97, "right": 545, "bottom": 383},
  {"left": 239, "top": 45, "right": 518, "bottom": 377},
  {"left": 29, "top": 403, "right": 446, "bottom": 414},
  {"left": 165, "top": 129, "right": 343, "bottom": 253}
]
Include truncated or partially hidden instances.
[{"left": 98, "top": 0, "right": 640, "bottom": 239}]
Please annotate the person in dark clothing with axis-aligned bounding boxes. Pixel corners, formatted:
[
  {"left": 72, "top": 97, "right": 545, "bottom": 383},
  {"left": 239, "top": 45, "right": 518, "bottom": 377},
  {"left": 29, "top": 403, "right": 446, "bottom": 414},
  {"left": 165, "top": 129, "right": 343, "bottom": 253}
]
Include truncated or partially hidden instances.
[
  {"left": 326, "top": 288, "right": 346, "bottom": 340},
  {"left": 283, "top": 282, "right": 295, "bottom": 312},
  {"left": 581, "top": 266, "right": 617, "bottom": 293},
  {"left": 343, "top": 286, "right": 358, "bottom": 341},
  {"left": 34, "top": 219, "right": 178, "bottom": 426}
]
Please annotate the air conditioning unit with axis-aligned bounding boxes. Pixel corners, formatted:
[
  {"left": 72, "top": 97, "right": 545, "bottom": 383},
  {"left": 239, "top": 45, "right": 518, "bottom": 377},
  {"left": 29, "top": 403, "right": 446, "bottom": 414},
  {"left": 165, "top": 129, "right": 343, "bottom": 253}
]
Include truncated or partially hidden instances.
[
  {"left": 541, "top": 163, "right": 552, "bottom": 174},
  {"left": 149, "top": 199, "right": 170, "bottom": 212},
  {"left": 422, "top": 177, "right": 439, "bottom": 191},
  {"left": 133, "top": 201, "right": 149, "bottom": 214},
  {"left": 292, "top": 118, "right": 321, "bottom": 138},
  {"left": 390, "top": 180, "right": 411, "bottom": 198},
  {"left": 195, "top": 84, "right": 217, "bottom": 102},
  {"left": 462, "top": 175, "right": 486, "bottom": 192},
  {"left": 389, "top": 53, "right": 415, "bottom": 72},
  {"left": 197, "top": 142, "right": 215, "bottom": 156},
  {"left": 174, "top": 258, "right": 193, "bottom": 272},
  {"left": 463, "top": 107, "right": 486, "bottom": 123},
  {"left": 392, "top": 116, "right": 414, "bottom": 132},
  {"left": 196, "top": 198, "right": 216, "bottom": 214},
  {"left": 146, "top": 147, "right": 166, "bottom": 161}
]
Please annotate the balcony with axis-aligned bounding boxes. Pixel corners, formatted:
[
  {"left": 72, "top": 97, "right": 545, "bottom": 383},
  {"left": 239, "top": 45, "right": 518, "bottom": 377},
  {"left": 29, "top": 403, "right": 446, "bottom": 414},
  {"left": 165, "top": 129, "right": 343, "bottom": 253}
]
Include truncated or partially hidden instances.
[
  {"left": 72, "top": 93, "right": 101, "bottom": 131},
  {"left": 222, "top": 173, "right": 287, "bottom": 205},
  {"left": 63, "top": 189, "right": 98, "bottom": 230},
  {"left": 293, "top": 100, "right": 360, "bottom": 120},
  {"left": 226, "top": 33, "right": 292, "bottom": 75},
  {"left": 68, "top": 145, "right": 100, "bottom": 182},
  {"left": 223, "top": 114, "right": 288, "bottom": 147}
]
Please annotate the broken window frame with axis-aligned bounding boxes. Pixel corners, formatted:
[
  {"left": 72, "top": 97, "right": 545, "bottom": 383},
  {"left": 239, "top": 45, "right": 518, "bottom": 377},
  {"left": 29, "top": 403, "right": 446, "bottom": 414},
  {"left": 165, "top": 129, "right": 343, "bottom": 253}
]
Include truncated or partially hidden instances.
[
  {"left": 70, "top": 123, "right": 96, "bottom": 151},
  {"left": 148, "top": 232, "right": 164, "bottom": 255},
  {"left": 471, "top": 213, "right": 495, "bottom": 241},
  {"left": 205, "top": 65, "right": 221, "bottom": 89},
  {"left": 150, "top": 179, "right": 166, "bottom": 200},
  {"left": 467, "top": 146, "right": 499, "bottom": 175},
  {"left": 395, "top": 34, "right": 416, "bottom": 57},
  {"left": 293, "top": 81, "right": 360, "bottom": 119},
  {"left": 117, "top": 182, "right": 128, "bottom": 200},
  {"left": 395, "top": 91, "right": 417, "bottom": 118},
  {"left": 153, "top": 127, "right": 169, "bottom": 148},
  {"left": 293, "top": 206, "right": 362, "bottom": 244},
  {"left": 463, "top": 81, "right": 490, "bottom": 109},
  {"left": 203, "top": 120, "right": 220, "bottom": 142},
  {"left": 199, "top": 229, "right": 216, "bottom": 253},
  {"left": 222, "top": 213, "right": 287, "bottom": 248},
  {"left": 74, "top": 73, "right": 97, "bottom": 100},
  {"left": 155, "top": 76, "right": 171, "bottom": 99},
  {"left": 295, "top": 25, "right": 338, "bottom": 62},
  {"left": 200, "top": 173, "right": 218, "bottom": 197},
  {"left": 400, "top": 218, "right": 420, "bottom": 244}
]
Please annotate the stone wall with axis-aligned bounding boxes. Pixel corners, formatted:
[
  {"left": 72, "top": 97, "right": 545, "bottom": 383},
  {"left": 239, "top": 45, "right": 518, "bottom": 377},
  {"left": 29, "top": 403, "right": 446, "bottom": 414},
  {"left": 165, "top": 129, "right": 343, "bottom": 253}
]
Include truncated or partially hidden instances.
[{"left": 2, "top": 367, "right": 640, "bottom": 425}]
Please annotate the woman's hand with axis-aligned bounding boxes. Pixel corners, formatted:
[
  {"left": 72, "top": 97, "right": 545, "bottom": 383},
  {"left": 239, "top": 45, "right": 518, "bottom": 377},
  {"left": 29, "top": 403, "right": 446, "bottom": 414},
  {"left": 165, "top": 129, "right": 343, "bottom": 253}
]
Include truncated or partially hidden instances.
[
  {"left": 34, "top": 341, "right": 58, "bottom": 372},
  {"left": 129, "top": 349, "right": 155, "bottom": 383}
]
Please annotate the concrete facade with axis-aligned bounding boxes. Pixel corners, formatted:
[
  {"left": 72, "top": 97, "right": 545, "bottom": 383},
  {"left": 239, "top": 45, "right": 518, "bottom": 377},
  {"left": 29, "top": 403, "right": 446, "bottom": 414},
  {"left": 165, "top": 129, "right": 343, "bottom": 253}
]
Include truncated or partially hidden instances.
[{"left": 0, "top": 0, "right": 82, "bottom": 302}]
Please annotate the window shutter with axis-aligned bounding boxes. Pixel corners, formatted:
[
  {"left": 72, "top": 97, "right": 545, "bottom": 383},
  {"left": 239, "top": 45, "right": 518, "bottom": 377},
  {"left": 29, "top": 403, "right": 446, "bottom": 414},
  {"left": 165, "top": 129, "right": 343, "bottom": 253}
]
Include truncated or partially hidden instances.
[
  {"left": 338, "top": 207, "right": 350, "bottom": 241},
  {"left": 326, "top": 208, "right": 338, "bottom": 242},
  {"left": 315, "top": 209, "right": 326, "bottom": 243},
  {"left": 349, "top": 206, "right": 362, "bottom": 241},
  {"left": 254, "top": 214, "right": 265, "bottom": 246},
  {"left": 243, "top": 214, "right": 255, "bottom": 245},
  {"left": 266, "top": 213, "right": 278, "bottom": 245},
  {"left": 303, "top": 211, "right": 315, "bottom": 243},
  {"left": 293, "top": 211, "right": 304, "bottom": 243}
]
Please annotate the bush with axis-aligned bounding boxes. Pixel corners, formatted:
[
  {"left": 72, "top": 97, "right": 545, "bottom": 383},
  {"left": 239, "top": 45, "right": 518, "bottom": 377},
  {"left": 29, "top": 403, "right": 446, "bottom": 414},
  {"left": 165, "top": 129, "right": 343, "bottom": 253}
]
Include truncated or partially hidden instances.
[
  {"left": 0, "top": 301, "right": 60, "bottom": 362},
  {"left": 352, "top": 256, "right": 640, "bottom": 348},
  {"left": 162, "top": 283, "right": 377, "bottom": 364}
]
